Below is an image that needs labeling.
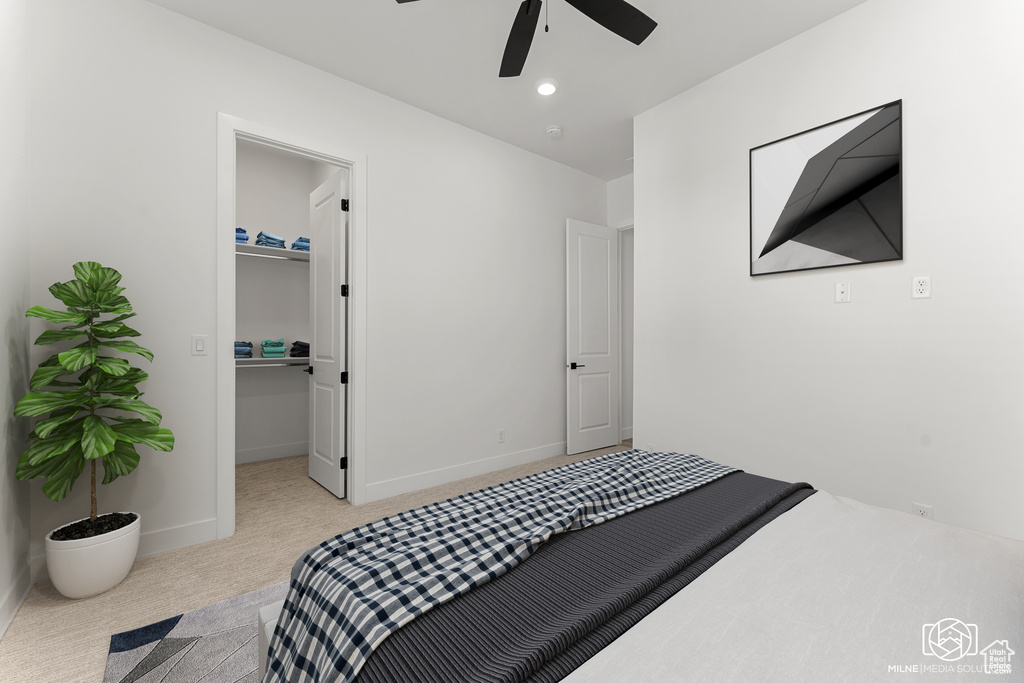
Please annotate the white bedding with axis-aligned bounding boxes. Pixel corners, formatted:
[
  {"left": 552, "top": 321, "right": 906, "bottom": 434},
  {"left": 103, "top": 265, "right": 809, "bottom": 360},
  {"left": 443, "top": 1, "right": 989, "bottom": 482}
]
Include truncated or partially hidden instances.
[{"left": 564, "top": 492, "right": 1024, "bottom": 682}]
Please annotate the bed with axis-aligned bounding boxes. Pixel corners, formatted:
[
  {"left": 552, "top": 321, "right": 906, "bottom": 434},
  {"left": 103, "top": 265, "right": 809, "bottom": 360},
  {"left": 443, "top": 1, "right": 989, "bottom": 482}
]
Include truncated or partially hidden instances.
[{"left": 260, "top": 449, "right": 1024, "bottom": 682}]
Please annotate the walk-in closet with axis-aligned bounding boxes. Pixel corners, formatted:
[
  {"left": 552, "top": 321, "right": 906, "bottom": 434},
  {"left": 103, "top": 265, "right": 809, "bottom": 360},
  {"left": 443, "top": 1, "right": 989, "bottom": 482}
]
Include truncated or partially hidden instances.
[{"left": 234, "top": 140, "right": 349, "bottom": 499}]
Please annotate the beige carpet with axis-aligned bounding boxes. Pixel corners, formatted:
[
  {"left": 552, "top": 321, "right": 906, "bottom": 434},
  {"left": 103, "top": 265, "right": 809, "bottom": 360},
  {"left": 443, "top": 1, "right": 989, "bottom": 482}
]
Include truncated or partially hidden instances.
[{"left": 0, "top": 442, "right": 630, "bottom": 682}]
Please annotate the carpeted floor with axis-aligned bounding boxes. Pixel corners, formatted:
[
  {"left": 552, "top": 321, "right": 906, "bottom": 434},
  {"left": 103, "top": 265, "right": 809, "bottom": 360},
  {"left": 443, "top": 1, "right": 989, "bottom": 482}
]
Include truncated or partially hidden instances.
[{"left": 0, "top": 441, "right": 629, "bottom": 682}]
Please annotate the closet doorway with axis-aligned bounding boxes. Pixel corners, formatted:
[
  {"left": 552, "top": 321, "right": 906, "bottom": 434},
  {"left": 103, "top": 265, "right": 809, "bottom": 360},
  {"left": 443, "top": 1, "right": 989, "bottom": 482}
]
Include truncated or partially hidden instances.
[{"left": 216, "top": 114, "right": 368, "bottom": 540}]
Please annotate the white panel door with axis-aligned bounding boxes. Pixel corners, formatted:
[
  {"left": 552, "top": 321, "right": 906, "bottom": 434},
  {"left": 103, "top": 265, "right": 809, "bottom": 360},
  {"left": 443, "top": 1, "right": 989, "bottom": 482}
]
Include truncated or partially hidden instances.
[
  {"left": 566, "top": 219, "right": 620, "bottom": 455},
  {"left": 308, "top": 171, "right": 347, "bottom": 498}
]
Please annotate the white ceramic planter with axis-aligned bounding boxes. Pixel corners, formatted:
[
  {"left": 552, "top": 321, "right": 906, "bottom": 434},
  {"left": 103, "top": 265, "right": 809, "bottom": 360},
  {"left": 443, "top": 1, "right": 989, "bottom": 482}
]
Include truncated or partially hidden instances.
[{"left": 45, "top": 512, "right": 141, "bottom": 599}]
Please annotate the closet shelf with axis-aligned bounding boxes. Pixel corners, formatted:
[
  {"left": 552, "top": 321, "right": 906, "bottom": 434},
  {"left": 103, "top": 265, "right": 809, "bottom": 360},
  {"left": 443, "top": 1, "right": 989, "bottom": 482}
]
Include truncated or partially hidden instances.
[
  {"left": 235, "top": 357, "right": 310, "bottom": 368},
  {"left": 236, "top": 243, "right": 310, "bottom": 262}
]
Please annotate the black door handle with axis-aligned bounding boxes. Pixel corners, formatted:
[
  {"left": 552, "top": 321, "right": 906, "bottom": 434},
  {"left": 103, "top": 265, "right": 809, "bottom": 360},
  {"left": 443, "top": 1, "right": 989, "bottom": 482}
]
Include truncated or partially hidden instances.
[
  {"left": 568, "top": 362, "right": 586, "bottom": 369},
  {"left": 304, "top": 366, "right": 313, "bottom": 374}
]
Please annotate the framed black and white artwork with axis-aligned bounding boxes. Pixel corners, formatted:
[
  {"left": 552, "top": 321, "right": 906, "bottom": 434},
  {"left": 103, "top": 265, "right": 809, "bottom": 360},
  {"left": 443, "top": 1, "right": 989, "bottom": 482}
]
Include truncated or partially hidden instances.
[{"left": 749, "top": 100, "right": 902, "bottom": 276}]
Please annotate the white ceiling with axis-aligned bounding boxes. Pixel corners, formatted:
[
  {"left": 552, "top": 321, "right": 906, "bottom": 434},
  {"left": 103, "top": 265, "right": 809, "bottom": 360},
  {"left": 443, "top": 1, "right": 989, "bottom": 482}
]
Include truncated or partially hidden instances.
[{"left": 143, "top": 0, "right": 870, "bottom": 181}]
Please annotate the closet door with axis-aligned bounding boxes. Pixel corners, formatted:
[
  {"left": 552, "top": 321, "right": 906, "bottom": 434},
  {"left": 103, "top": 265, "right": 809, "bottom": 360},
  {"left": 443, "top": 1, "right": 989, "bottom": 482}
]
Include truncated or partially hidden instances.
[{"left": 308, "top": 171, "right": 347, "bottom": 498}]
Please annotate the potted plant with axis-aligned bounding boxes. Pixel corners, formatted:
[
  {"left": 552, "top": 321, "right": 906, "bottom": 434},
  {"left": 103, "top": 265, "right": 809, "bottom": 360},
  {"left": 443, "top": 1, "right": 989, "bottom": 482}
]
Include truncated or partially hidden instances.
[{"left": 14, "top": 261, "right": 174, "bottom": 598}]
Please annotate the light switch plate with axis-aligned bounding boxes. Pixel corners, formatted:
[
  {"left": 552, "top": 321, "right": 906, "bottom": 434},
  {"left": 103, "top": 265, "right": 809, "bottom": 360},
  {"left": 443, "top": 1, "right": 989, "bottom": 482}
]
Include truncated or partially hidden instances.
[{"left": 191, "top": 334, "right": 208, "bottom": 356}]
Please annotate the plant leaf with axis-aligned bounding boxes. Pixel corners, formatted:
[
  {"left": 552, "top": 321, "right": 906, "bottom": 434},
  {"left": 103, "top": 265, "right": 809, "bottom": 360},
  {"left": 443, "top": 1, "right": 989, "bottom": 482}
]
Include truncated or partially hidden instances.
[
  {"left": 32, "top": 410, "right": 83, "bottom": 439},
  {"left": 92, "top": 287, "right": 126, "bottom": 304},
  {"left": 73, "top": 261, "right": 122, "bottom": 291},
  {"left": 22, "top": 432, "right": 80, "bottom": 466},
  {"left": 101, "top": 441, "right": 140, "bottom": 484},
  {"left": 96, "top": 297, "right": 131, "bottom": 314},
  {"left": 29, "top": 365, "right": 72, "bottom": 390},
  {"left": 81, "top": 415, "right": 117, "bottom": 460},
  {"left": 111, "top": 420, "right": 175, "bottom": 451},
  {"left": 17, "top": 443, "right": 86, "bottom": 502},
  {"left": 17, "top": 443, "right": 67, "bottom": 480},
  {"left": 94, "top": 356, "right": 131, "bottom": 376},
  {"left": 25, "top": 306, "right": 86, "bottom": 325},
  {"left": 43, "top": 446, "right": 86, "bottom": 502},
  {"left": 93, "top": 322, "right": 141, "bottom": 338},
  {"left": 94, "top": 371, "right": 147, "bottom": 396},
  {"left": 99, "top": 340, "right": 154, "bottom": 362},
  {"left": 52, "top": 280, "right": 95, "bottom": 309},
  {"left": 58, "top": 346, "right": 98, "bottom": 372},
  {"left": 103, "top": 399, "right": 162, "bottom": 424},
  {"left": 33, "top": 329, "right": 87, "bottom": 346},
  {"left": 14, "top": 390, "right": 85, "bottom": 417}
]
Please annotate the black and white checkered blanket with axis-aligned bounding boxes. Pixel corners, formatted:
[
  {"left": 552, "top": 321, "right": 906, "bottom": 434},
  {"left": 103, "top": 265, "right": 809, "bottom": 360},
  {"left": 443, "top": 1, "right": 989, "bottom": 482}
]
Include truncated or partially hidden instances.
[{"left": 263, "top": 449, "right": 737, "bottom": 683}]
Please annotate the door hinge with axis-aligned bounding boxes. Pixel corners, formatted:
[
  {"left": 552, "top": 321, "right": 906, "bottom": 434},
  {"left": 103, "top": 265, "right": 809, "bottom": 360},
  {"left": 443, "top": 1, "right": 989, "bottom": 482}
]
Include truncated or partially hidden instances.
[
  {"left": 340, "top": 371, "right": 348, "bottom": 384},
  {"left": 341, "top": 284, "right": 349, "bottom": 297},
  {"left": 340, "top": 199, "right": 349, "bottom": 212},
  {"left": 339, "top": 456, "right": 348, "bottom": 470}
]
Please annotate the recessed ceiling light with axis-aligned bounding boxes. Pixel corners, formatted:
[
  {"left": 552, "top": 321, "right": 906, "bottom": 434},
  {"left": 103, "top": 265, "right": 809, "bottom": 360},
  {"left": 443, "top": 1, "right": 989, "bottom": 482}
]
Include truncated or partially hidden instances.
[{"left": 535, "top": 78, "right": 559, "bottom": 96}]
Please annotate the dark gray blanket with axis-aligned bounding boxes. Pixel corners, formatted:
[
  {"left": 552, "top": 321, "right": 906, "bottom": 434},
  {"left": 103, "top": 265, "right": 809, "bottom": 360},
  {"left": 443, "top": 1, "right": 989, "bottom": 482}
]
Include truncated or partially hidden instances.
[{"left": 355, "top": 472, "right": 814, "bottom": 682}]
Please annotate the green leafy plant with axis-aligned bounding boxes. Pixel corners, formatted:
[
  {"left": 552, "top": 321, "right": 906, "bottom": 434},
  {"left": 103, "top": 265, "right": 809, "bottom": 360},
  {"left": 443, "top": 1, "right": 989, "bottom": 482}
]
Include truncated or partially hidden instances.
[{"left": 14, "top": 262, "right": 174, "bottom": 529}]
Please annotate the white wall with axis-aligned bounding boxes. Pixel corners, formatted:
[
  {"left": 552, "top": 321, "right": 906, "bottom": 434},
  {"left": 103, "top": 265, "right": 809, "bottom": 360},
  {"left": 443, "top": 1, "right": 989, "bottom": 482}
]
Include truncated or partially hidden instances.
[
  {"left": 23, "top": 0, "right": 606, "bottom": 569},
  {"left": 0, "top": 0, "right": 32, "bottom": 638},
  {"left": 607, "top": 173, "right": 634, "bottom": 230},
  {"left": 634, "top": 0, "right": 1024, "bottom": 541}
]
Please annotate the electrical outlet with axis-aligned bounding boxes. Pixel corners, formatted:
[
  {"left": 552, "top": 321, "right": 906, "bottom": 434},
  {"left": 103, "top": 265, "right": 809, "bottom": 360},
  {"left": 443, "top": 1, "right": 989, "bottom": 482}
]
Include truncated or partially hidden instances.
[
  {"left": 912, "top": 276, "right": 931, "bottom": 299},
  {"left": 911, "top": 503, "right": 933, "bottom": 519},
  {"left": 835, "top": 282, "right": 850, "bottom": 303},
  {"left": 497, "top": 429, "right": 506, "bottom": 444}
]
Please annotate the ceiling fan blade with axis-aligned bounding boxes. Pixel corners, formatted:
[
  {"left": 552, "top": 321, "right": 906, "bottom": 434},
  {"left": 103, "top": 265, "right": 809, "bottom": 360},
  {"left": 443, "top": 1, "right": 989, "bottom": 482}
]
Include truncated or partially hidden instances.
[
  {"left": 564, "top": 0, "right": 657, "bottom": 45},
  {"left": 499, "top": 0, "right": 543, "bottom": 78}
]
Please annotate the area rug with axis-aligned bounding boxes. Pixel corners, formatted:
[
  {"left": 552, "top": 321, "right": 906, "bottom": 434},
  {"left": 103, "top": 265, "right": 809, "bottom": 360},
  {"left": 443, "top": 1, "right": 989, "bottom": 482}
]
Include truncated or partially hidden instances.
[{"left": 103, "top": 581, "right": 289, "bottom": 683}]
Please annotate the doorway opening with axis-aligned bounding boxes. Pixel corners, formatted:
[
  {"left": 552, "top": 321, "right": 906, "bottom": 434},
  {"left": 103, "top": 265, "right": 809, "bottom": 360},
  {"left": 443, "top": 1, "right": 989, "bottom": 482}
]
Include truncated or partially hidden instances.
[{"left": 216, "top": 114, "right": 368, "bottom": 540}]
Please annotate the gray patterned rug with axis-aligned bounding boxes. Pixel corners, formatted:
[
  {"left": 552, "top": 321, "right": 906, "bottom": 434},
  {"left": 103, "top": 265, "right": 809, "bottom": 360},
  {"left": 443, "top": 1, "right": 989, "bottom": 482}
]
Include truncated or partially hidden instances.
[{"left": 103, "top": 581, "right": 289, "bottom": 683}]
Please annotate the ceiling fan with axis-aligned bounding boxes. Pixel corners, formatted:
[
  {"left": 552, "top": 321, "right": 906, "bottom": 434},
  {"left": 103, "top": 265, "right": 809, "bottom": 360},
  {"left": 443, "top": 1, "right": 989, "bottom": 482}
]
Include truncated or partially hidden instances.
[{"left": 396, "top": 0, "right": 658, "bottom": 78}]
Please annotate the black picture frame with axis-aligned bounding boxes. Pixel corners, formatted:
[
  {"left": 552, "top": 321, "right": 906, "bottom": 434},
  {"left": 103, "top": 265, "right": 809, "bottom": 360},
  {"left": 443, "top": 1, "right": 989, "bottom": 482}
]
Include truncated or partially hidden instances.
[{"left": 749, "top": 100, "right": 902, "bottom": 276}]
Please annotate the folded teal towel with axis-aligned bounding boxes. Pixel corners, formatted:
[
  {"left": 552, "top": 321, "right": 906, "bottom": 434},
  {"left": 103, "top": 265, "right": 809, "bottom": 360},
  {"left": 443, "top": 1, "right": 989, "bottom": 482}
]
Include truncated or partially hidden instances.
[{"left": 261, "top": 339, "right": 285, "bottom": 348}]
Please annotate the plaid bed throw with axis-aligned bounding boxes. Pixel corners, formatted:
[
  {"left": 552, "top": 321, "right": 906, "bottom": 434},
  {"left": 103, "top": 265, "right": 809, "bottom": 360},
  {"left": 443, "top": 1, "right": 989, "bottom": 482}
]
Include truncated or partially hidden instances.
[{"left": 263, "top": 449, "right": 737, "bottom": 683}]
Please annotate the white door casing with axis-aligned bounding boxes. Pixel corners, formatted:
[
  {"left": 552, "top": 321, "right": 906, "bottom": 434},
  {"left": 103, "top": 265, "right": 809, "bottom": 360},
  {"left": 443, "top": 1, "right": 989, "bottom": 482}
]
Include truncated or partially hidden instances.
[
  {"left": 566, "top": 219, "right": 620, "bottom": 455},
  {"left": 308, "top": 171, "right": 347, "bottom": 498}
]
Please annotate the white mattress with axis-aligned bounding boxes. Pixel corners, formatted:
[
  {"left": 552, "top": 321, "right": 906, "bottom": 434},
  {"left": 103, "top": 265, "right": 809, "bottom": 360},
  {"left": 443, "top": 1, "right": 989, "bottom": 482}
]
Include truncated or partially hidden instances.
[{"left": 564, "top": 491, "right": 1024, "bottom": 682}]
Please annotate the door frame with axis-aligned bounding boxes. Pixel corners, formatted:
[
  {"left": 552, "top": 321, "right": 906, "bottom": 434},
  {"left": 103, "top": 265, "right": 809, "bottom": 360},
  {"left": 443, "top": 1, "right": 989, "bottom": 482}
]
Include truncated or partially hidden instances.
[
  {"left": 215, "top": 113, "right": 368, "bottom": 539},
  {"left": 617, "top": 226, "right": 634, "bottom": 444}
]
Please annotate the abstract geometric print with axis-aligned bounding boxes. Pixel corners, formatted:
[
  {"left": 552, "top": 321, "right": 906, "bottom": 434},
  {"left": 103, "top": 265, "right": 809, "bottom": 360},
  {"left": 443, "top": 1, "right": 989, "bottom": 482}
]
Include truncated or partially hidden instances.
[
  {"left": 103, "top": 581, "right": 288, "bottom": 683},
  {"left": 750, "top": 101, "right": 902, "bottom": 275}
]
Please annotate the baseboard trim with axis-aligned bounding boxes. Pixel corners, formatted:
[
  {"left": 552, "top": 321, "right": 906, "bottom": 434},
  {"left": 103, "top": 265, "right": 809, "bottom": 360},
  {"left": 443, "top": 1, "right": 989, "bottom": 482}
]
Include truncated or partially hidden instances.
[
  {"left": 29, "top": 516, "right": 219, "bottom": 586},
  {"left": 364, "top": 442, "right": 568, "bottom": 503},
  {"left": 236, "top": 442, "right": 308, "bottom": 465},
  {"left": 0, "top": 563, "right": 31, "bottom": 641},
  {"left": 137, "top": 517, "right": 218, "bottom": 557}
]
